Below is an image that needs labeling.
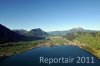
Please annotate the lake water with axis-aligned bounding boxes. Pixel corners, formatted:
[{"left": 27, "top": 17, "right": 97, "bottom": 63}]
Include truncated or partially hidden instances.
[{"left": 0, "top": 45, "right": 100, "bottom": 66}]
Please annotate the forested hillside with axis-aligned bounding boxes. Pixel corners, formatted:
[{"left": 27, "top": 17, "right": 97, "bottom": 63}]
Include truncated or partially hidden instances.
[{"left": 65, "top": 32, "right": 100, "bottom": 49}]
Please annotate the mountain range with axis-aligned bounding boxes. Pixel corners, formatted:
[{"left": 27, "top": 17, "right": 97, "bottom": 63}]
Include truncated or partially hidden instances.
[
  {"left": 13, "top": 28, "right": 48, "bottom": 37},
  {"left": 0, "top": 24, "right": 48, "bottom": 44},
  {"left": 0, "top": 24, "right": 99, "bottom": 44},
  {"left": 48, "top": 27, "right": 99, "bottom": 36}
]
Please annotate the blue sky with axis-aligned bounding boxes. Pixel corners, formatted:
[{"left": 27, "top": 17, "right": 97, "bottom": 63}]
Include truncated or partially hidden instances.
[{"left": 0, "top": 0, "right": 100, "bottom": 31}]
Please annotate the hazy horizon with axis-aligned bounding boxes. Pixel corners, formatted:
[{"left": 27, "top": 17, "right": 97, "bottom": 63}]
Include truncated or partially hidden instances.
[
  {"left": 0, "top": 0, "right": 100, "bottom": 31},
  {"left": 1, "top": 23, "right": 100, "bottom": 32}
]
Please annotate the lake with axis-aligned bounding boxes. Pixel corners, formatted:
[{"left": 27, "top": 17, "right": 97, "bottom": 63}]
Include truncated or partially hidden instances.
[{"left": 0, "top": 45, "right": 100, "bottom": 66}]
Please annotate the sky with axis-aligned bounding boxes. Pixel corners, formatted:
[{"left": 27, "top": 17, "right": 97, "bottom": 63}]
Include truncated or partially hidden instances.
[{"left": 0, "top": 0, "right": 100, "bottom": 32}]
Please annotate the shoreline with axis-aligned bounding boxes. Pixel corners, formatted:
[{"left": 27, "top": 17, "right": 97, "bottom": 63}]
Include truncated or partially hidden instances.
[
  {"left": 79, "top": 46, "right": 100, "bottom": 59},
  {"left": 70, "top": 41, "right": 100, "bottom": 59},
  {"left": 0, "top": 39, "right": 100, "bottom": 60}
]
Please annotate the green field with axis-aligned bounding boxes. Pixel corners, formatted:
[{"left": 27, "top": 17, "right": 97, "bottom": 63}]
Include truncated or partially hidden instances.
[
  {"left": 64, "top": 32, "right": 100, "bottom": 59},
  {"left": 49, "top": 36, "right": 69, "bottom": 45}
]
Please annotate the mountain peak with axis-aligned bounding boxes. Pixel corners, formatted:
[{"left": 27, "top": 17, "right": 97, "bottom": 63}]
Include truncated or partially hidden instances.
[
  {"left": 31, "top": 28, "right": 41, "bottom": 31},
  {"left": 29, "top": 28, "right": 48, "bottom": 37},
  {"left": 68, "top": 27, "right": 85, "bottom": 33},
  {"left": 70, "top": 27, "right": 84, "bottom": 31}
]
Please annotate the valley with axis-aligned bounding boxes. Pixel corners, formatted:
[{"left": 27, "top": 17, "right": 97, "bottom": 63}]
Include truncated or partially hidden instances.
[{"left": 0, "top": 24, "right": 100, "bottom": 60}]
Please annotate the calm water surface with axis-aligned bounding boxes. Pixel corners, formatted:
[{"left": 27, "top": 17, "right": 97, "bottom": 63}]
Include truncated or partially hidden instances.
[{"left": 0, "top": 45, "right": 100, "bottom": 66}]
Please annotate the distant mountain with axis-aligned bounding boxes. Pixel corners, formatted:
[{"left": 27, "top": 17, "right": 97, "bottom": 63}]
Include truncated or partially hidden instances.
[
  {"left": 13, "top": 28, "right": 48, "bottom": 37},
  {"left": 48, "top": 27, "right": 98, "bottom": 36},
  {"left": 69, "top": 27, "right": 84, "bottom": 32},
  {"left": 0, "top": 24, "right": 46, "bottom": 44},
  {"left": 48, "top": 30, "right": 68, "bottom": 36},
  {"left": 48, "top": 27, "right": 85, "bottom": 36},
  {"left": 13, "top": 29, "right": 28, "bottom": 35},
  {"left": 69, "top": 27, "right": 98, "bottom": 33},
  {"left": 27, "top": 28, "right": 48, "bottom": 37}
]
